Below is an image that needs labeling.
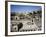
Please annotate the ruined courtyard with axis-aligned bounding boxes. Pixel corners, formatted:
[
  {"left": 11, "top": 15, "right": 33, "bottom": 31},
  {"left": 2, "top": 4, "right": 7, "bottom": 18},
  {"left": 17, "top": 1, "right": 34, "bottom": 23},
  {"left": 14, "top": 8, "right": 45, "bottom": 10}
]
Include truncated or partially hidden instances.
[{"left": 11, "top": 10, "right": 42, "bottom": 32}]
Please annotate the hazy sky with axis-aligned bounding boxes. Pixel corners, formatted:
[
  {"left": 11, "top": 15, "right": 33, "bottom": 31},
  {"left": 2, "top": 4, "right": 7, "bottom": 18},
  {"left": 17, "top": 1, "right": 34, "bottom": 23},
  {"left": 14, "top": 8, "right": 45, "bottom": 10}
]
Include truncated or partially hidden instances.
[{"left": 11, "top": 5, "right": 42, "bottom": 13}]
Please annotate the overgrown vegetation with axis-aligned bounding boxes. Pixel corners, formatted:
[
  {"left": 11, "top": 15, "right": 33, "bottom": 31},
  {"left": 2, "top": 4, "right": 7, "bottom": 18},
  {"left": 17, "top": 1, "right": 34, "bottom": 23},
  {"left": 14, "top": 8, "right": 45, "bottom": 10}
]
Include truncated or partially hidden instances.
[{"left": 11, "top": 10, "right": 42, "bottom": 18}]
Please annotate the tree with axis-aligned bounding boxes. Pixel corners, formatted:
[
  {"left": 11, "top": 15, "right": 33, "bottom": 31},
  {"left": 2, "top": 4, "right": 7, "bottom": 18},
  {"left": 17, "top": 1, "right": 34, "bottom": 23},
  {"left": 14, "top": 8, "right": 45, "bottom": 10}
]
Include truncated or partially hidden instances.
[
  {"left": 28, "top": 12, "right": 32, "bottom": 16},
  {"left": 37, "top": 10, "right": 42, "bottom": 18},
  {"left": 37, "top": 10, "right": 42, "bottom": 14},
  {"left": 32, "top": 11, "right": 36, "bottom": 18},
  {"left": 33, "top": 11, "right": 36, "bottom": 14},
  {"left": 11, "top": 12, "right": 17, "bottom": 16}
]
